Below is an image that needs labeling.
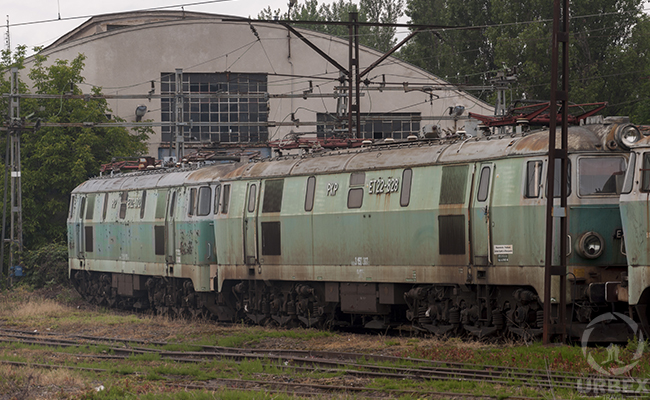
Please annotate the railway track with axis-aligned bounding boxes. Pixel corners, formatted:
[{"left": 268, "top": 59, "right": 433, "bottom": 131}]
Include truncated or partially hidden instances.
[{"left": 0, "top": 327, "right": 643, "bottom": 398}]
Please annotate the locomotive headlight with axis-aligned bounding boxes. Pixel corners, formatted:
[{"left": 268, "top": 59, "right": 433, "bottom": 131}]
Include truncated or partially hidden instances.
[
  {"left": 576, "top": 232, "right": 605, "bottom": 259},
  {"left": 616, "top": 125, "right": 641, "bottom": 149}
]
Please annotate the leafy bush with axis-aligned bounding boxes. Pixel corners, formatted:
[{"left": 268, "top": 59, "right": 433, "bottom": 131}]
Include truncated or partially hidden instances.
[{"left": 20, "top": 242, "right": 69, "bottom": 288}]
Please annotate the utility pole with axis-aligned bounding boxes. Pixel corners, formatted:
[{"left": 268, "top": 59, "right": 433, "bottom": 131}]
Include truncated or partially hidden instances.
[
  {"left": 174, "top": 68, "right": 184, "bottom": 162},
  {"left": 7, "top": 67, "right": 23, "bottom": 288},
  {"left": 543, "top": 0, "right": 569, "bottom": 344}
]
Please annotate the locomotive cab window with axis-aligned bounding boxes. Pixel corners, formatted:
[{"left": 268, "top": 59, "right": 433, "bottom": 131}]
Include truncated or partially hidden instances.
[
  {"left": 622, "top": 152, "right": 636, "bottom": 194},
  {"left": 477, "top": 166, "right": 491, "bottom": 202},
  {"left": 188, "top": 188, "right": 197, "bottom": 216},
  {"left": 221, "top": 184, "right": 231, "bottom": 214},
  {"left": 69, "top": 196, "right": 75, "bottom": 219},
  {"left": 102, "top": 193, "right": 109, "bottom": 221},
  {"left": 197, "top": 186, "right": 211, "bottom": 216},
  {"left": 525, "top": 161, "right": 543, "bottom": 198},
  {"left": 85, "top": 195, "right": 95, "bottom": 220},
  {"left": 214, "top": 185, "right": 221, "bottom": 214},
  {"left": 642, "top": 153, "right": 650, "bottom": 192},
  {"left": 169, "top": 191, "right": 176, "bottom": 217},
  {"left": 548, "top": 159, "right": 572, "bottom": 198},
  {"left": 79, "top": 196, "right": 86, "bottom": 219},
  {"left": 578, "top": 157, "right": 626, "bottom": 195},
  {"left": 119, "top": 192, "right": 128, "bottom": 219}
]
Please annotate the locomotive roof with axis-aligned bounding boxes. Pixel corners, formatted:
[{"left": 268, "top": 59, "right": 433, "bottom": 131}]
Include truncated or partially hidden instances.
[{"left": 71, "top": 122, "right": 625, "bottom": 194}]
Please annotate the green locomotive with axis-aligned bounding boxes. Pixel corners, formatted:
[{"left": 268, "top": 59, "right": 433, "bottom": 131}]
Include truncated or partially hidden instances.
[{"left": 68, "top": 119, "right": 640, "bottom": 339}]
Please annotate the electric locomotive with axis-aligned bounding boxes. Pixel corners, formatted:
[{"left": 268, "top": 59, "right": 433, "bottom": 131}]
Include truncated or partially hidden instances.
[
  {"left": 618, "top": 129, "right": 650, "bottom": 337},
  {"left": 68, "top": 117, "right": 639, "bottom": 339}
]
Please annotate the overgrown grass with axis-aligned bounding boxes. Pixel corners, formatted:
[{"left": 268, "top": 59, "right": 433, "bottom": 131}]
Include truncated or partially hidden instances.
[{"left": 212, "top": 327, "right": 333, "bottom": 348}]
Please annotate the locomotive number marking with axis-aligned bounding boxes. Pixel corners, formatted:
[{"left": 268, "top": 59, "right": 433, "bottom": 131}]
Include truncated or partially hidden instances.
[
  {"left": 326, "top": 182, "right": 339, "bottom": 196},
  {"left": 368, "top": 177, "right": 399, "bottom": 194}
]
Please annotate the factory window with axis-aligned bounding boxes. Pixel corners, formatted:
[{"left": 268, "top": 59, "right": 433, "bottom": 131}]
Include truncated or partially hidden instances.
[
  {"left": 440, "top": 165, "right": 468, "bottom": 205},
  {"left": 248, "top": 184, "right": 257, "bottom": 212},
  {"left": 400, "top": 169, "right": 412, "bottom": 207},
  {"left": 305, "top": 176, "right": 316, "bottom": 212},
  {"left": 221, "top": 184, "right": 231, "bottom": 214},
  {"left": 579, "top": 157, "right": 626, "bottom": 195},
  {"left": 161, "top": 72, "right": 269, "bottom": 144},
  {"left": 214, "top": 185, "right": 222, "bottom": 214},
  {"left": 119, "top": 192, "right": 128, "bottom": 219},
  {"left": 140, "top": 190, "right": 147, "bottom": 219},
  {"left": 348, "top": 188, "right": 364, "bottom": 209},
  {"left": 525, "top": 161, "right": 543, "bottom": 198},
  {"left": 102, "top": 193, "right": 109, "bottom": 221},
  {"left": 85, "top": 195, "right": 95, "bottom": 220},
  {"left": 439, "top": 215, "right": 465, "bottom": 255},
  {"left": 197, "top": 186, "right": 212, "bottom": 216},
  {"left": 317, "top": 112, "right": 421, "bottom": 140},
  {"left": 263, "top": 179, "right": 284, "bottom": 213},
  {"left": 477, "top": 166, "right": 491, "bottom": 202},
  {"left": 188, "top": 188, "right": 197, "bottom": 216}
]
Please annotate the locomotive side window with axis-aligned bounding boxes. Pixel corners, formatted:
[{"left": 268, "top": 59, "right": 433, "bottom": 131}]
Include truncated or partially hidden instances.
[
  {"left": 102, "top": 193, "right": 109, "bottom": 221},
  {"left": 440, "top": 165, "right": 468, "bottom": 204},
  {"left": 350, "top": 172, "right": 365, "bottom": 186},
  {"left": 119, "top": 192, "right": 128, "bottom": 219},
  {"left": 169, "top": 191, "right": 176, "bottom": 217},
  {"left": 525, "top": 161, "right": 543, "bottom": 198},
  {"left": 642, "top": 153, "right": 650, "bottom": 192},
  {"left": 263, "top": 179, "right": 284, "bottom": 213},
  {"left": 578, "top": 157, "right": 626, "bottom": 195},
  {"left": 85, "top": 195, "right": 95, "bottom": 220},
  {"left": 621, "top": 153, "right": 636, "bottom": 194},
  {"left": 248, "top": 184, "right": 257, "bottom": 212},
  {"left": 197, "top": 186, "right": 211, "bottom": 216},
  {"left": 400, "top": 169, "right": 412, "bottom": 207},
  {"left": 305, "top": 176, "right": 316, "bottom": 212},
  {"left": 188, "top": 188, "right": 197, "bottom": 216},
  {"left": 214, "top": 185, "right": 221, "bottom": 214},
  {"left": 140, "top": 190, "right": 147, "bottom": 219},
  {"left": 477, "top": 166, "right": 491, "bottom": 202},
  {"left": 348, "top": 188, "right": 364, "bottom": 208},
  {"left": 221, "top": 184, "right": 231, "bottom": 214}
]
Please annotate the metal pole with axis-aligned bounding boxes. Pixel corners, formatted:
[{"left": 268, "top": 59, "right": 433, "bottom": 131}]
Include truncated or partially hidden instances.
[
  {"left": 348, "top": 14, "right": 354, "bottom": 138},
  {"left": 543, "top": 0, "right": 569, "bottom": 344}
]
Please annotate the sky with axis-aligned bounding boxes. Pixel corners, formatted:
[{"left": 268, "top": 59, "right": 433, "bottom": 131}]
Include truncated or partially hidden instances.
[{"left": 3, "top": 0, "right": 308, "bottom": 54}]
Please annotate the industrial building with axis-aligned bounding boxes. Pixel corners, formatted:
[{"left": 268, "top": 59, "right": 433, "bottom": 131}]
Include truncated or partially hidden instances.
[{"left": 26, "top": 10, "right": 494, "bottom": 159}]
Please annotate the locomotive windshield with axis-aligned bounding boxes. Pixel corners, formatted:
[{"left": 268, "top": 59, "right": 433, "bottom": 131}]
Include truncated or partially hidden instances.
[{"left": 578, "top": 156, "right": 627, "bottom": 195}]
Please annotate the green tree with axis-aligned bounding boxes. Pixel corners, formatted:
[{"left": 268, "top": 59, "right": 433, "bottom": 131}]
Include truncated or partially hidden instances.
[
  {"left": 1, "top": 50, "right": 150, "bottom": 248},
  {"left": 401, "top": 0, "right": 650, "bottom": 121},
  {"left": 259, "top": 0, "right": 404, "bottom": 53}
]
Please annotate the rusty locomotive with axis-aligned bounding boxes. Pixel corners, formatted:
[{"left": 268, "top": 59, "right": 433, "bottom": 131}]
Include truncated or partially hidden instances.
[{"left": 67, "top": 117, "right": 648, "bottom": 340}]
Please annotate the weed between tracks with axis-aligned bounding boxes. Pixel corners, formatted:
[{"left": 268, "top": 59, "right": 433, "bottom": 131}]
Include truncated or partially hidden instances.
[{"left": 1, "top": 287, "right": 648, "bottom": 399}]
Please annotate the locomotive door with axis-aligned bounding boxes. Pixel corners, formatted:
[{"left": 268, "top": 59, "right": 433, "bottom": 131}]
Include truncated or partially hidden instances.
[
  {"left": 243, "top": 181, "right": 260, "bottom": 266},
  {"left": 165, "top": 190, "right": 178, "bottom": 266},
  {"left": 470, "top": 163, "right": 495, "bottom": 266}
]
